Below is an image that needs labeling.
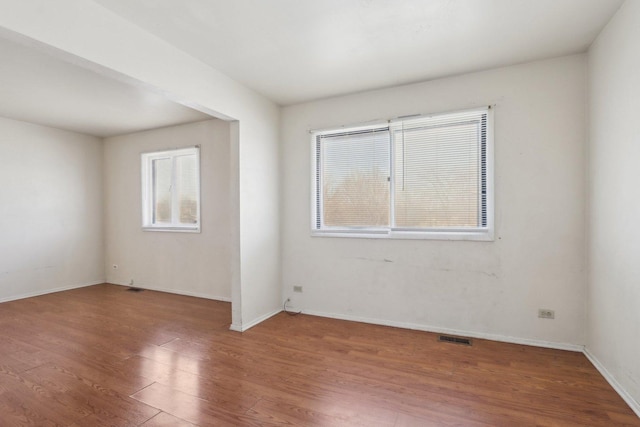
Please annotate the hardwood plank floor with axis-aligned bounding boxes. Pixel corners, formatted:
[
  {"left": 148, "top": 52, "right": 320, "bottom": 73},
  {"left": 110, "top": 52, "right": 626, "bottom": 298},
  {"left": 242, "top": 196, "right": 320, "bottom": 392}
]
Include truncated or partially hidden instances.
[{"left": 0, "top": 283, "right": 637, "bottom": 426}]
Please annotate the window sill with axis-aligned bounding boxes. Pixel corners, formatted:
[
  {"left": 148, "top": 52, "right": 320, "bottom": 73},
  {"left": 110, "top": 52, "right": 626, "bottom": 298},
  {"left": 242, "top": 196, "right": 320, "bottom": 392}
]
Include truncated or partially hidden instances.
[
  {"left": 311, "top": 229, "right": 494, "bottom": 241},
  {"left": 142, "top": 226, "right": 201, "bottom": 233}
]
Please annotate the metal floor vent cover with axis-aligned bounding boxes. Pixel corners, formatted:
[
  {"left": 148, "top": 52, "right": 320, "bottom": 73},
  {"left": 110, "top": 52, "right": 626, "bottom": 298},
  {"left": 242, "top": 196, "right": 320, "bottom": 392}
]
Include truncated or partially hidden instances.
[
  {"left": 438, "top": 335, "right": 472, "bottom": 346},
  {"left": 127, "top": 287, "right": 144, "bottom": 292}
]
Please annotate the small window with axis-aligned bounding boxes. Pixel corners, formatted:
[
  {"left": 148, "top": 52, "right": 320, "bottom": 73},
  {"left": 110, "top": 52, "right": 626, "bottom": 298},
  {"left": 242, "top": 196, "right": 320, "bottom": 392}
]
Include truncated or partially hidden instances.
[
  {"left": 141, "top": 146, "right": 200, "bottom": 232},
  {"left": 312, "top": 108, "right": 493, "bottom": 240}
]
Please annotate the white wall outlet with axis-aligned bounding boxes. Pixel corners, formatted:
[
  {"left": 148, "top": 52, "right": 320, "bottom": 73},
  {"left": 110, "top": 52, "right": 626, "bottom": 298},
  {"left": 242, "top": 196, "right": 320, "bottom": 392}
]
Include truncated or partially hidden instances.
[
  {"left": 538, "top": 309, "right": 555, "bottom": 319},
  {"left": 129, "top": 279, "right": 134, "bottom": 286},
  {"left": 293, "top": 285, "right": 303, "bottom": 293}
]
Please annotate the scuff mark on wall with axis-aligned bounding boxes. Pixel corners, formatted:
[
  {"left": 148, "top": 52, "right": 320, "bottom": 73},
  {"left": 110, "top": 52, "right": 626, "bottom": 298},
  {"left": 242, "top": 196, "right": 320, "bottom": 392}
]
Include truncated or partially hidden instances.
[{"left": 352, "top": 256, "right": 394, "bottom": 263}]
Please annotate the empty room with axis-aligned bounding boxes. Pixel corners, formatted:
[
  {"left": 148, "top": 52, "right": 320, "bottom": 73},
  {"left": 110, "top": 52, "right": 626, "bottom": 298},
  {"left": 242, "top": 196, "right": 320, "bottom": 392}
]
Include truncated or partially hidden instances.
[{"left": 0, "top": 0, "right": 639, "bottom": 425}]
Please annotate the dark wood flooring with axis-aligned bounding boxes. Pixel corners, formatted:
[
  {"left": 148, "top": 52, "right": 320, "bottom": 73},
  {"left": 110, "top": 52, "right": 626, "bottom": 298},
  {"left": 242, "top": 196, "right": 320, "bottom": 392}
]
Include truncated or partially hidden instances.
[{"left": 0, "top": 283, "right": 637, "bottom": 426}]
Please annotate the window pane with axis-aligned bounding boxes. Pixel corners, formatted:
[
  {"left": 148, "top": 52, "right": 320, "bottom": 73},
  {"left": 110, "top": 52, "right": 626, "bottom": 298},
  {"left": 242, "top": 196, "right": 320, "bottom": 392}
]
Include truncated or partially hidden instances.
[
  {"left": 142, "top": 147, "right": 200, "bottom": 231},
  {"left": 392, "top": 113, "right": 483, "bottom": 228},
  {"left": 152, "top": 157, "right": 172, "bottom": 224},
  {"left": 312, "top": 108, "right": 490, "bottom": 238},
  {"left": 320, "top": 130, "right": 390, "bottom": 227},
  {"left": 176, "top": 154, "right": 198, "bottom": 225}
]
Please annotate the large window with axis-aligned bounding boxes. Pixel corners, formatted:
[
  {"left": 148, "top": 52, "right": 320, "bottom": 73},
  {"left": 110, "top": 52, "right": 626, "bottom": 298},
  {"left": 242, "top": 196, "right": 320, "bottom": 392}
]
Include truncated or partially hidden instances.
[
  {"left": 312, "top": 108, "right": 493, "bottom": 240},
  {"left": 141, "top": 146, "right": 200, "bottom": 232}
]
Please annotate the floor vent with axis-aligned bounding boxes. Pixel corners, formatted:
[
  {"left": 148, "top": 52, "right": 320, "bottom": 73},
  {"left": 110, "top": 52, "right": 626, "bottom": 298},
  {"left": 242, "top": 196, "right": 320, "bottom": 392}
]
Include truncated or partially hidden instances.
[
  {"left": 438, "top": 335, "right": 472, "bottom": 346},
  {"left": 127, "top": 287, "right": 144, "bottom": 292}
]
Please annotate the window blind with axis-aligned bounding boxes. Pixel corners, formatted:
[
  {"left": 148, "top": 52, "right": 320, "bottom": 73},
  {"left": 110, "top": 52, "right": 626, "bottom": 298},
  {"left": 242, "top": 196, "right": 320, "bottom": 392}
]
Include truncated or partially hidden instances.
[
  {"left": 390, "top": 109, "right": 487, "bottom": 229},
  {"left": 317, "top": 128, "right": 390, "bottom": 228}
]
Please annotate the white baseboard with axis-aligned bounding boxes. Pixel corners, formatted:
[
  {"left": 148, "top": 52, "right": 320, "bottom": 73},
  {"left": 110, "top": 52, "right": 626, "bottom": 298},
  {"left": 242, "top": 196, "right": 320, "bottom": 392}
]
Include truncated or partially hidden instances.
[
  {"left": 584, "top": 348, "right": 640, "bottom": 418},
  {"left": 229, "top": 308, "right": 282, "bottom": 333},
  {"left": 301, "top": 309, "right": 584, "bottom": 352},
  {"left": 0, "top": 280, "right": 104, "bottom": 304},
  {"left": 107, "top": 281, "right": 231, "bottom": 302}
]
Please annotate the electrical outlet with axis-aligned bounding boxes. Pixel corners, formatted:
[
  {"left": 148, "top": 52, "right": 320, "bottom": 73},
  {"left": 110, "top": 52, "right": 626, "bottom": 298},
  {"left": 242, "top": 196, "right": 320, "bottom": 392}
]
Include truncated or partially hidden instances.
[
  {"left": 129, "top": 279, "right": 134, "bottom": 286},
  {"left": 293, "top": 285, "right": 303, "bottom": 293},
  {"left": 538, "top": 309, "right": 555, "bottom": 319},
  {"left": 112, "top": 264, "right": 118, "bottom": 269}
]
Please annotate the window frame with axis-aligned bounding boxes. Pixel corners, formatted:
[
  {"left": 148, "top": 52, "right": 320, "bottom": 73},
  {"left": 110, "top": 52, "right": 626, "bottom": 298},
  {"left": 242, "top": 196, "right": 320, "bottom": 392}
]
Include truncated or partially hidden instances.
[
  {"left": 310, "top": 107, "right": 494, "bottom": 241},
  {"left": 141, "top": 146, "right": 201, "bottom": 233}
]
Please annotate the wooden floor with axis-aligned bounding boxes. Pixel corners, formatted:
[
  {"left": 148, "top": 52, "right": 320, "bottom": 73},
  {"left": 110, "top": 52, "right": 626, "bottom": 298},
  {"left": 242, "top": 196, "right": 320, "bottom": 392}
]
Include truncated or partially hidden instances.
[{"left": 0, "top": 284, "right": 637, "bottom": 426}]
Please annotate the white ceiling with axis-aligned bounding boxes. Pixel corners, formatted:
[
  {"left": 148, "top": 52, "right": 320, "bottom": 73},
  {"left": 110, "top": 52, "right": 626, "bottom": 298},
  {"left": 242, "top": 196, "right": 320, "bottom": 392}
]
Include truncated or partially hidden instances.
[
  {"left": 0, "top": 36, "right": 210, "bottom": 138},
  {"left": 93, "top": 0, "right": 624, "bottom": 106},
  {"left": 0, "top": 1, "right": 624, "bottom": 136}
]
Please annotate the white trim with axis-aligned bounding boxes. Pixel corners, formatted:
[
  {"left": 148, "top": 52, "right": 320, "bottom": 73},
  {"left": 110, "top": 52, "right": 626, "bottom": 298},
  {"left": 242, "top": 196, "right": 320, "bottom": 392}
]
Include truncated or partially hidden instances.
[
  {"left": 230, "top": 308, "right": 282, "bottom": 332},
  {"left": 107, "top": 281, "right": 231, "bottom": 302},
  {"left": 0, "top": 280, "right": 103, "bottom": 304},
  {"left": 141, "top": 227, "right": 201, "bottom": 233},
  {"left": 583, "top": 348, "right": 640, "bottom": 418},
  {"left": 301, "top": 309, "right": 584, "bottom": 352},
  {"left": 228, "top": 308, "right": 283, "bottom": 333},
  {"left": 311, "top": 229, "right": 494, "bottom": 241}
]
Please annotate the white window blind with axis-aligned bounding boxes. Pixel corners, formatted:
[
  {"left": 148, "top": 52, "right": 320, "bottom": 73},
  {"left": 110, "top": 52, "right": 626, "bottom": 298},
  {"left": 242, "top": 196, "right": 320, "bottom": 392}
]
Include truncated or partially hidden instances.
[
  {"left": 312, "top": 108, "right": 492, "bottom": 239},
  {"left": 318, "top": 128, "right": 390, "bottom": 229},
  {"left": 391, "top": 110, "right": 487, "bottom": 230}
]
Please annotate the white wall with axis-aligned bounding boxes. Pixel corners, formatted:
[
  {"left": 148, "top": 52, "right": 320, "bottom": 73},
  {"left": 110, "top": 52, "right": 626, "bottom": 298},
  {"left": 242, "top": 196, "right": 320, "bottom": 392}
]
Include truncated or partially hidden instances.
[
  {"left": 0, "top": 0, "right": 281, "bottom": 330},
  {"left": 281, "top": 55, "right": 587, "bottom": 348},
  {"left": 587, "top": 0, "right": 640, "bottom": 413},
  {"left": 104, "top": 120, "right": 231, "bottom": 301},
  {"left": 0, "top": 116, "right": 104, "bottom": 301}
]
